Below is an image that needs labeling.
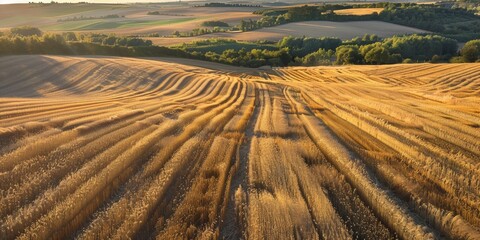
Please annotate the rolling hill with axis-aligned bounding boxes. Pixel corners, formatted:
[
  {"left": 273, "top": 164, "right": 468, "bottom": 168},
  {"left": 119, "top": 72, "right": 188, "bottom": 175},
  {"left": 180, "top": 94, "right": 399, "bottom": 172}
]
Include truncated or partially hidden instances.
[{"left": 0, "top": 55, "right": 479, "bottom": 239}]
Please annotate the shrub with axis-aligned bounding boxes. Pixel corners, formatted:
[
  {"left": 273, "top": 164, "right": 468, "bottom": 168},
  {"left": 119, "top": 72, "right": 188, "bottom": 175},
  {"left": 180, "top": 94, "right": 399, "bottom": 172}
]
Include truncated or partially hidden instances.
[
  {"left": 460, "top": 39, "right": 480, "bottom": 62},
  {"left": 430, "top": 54, "right": 443, "bottom": 63}
]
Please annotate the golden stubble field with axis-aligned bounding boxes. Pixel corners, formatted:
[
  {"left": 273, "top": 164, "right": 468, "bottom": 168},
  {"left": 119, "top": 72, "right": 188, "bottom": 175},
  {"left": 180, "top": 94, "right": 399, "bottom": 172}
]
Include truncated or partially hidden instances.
[
  {"left": 334, "top": 7, "right": 384, "bottom": 15},
  {"left": 0, "top": 55, "right": 479, "bottom": 239}
]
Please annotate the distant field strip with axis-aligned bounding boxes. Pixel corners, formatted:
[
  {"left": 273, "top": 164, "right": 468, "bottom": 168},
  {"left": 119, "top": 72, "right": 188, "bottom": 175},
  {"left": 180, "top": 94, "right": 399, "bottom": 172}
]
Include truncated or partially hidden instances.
[
  {"left": 44, "top": 18, "right": 197, "bottom": 31},
  {"left": 334, "top": 8, "right": 384, "bottom": 15},
  {"left": 0, "top": 56, "right": 479, "bottom": 239}
]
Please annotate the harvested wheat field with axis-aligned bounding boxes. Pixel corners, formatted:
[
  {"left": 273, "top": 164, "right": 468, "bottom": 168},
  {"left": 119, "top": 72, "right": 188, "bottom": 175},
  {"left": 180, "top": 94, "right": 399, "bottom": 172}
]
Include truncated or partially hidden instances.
[
  {"left": 334, "top": 8, "right": 384, "bottom": 16},
  {"left": 0, "top": 55, "right": 479, "bottom": 239}
]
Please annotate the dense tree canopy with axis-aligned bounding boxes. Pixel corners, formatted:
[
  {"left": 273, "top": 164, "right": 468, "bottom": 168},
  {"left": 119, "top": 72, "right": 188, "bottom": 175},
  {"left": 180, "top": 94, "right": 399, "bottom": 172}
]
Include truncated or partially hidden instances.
[
  {"left": 335, "top": 45, "right": 363, "bottom": 65},
  {"left": 278, "top": 36, "right": 342, "bottom": 57},
  {"left": 201, "top": 21, "right": 229, "bottom": 27},
  {"left": 383, "top": 34, "right": 457, "bottom": 61},
  {"left": 10, "top": 26, "right": 42, "bottom": 37},
  {"left": 460, "top": 39, "right": 480, "bottom": 62},
  {"left": 363, "top": 45, "right": 391, "bottom": 64},
  {"left": 297, "top": 49, "right": 335, "bottom": 66}
]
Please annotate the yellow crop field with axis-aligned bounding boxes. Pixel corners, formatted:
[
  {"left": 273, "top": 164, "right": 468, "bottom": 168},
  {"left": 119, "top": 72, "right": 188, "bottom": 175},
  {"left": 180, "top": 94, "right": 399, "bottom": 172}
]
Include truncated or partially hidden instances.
[
  {"left": 334, "top": 8, "right": 384, "bottom": 15},
  {"left": 0, "top": 55, "right": 479, "bottom": 239}
]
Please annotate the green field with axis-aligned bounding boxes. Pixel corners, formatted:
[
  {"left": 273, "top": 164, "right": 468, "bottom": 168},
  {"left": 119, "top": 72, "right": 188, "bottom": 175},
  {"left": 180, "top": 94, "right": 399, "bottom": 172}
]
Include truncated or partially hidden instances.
[{"left": 44, "top": 18, "right": 197, "bottom": 31}]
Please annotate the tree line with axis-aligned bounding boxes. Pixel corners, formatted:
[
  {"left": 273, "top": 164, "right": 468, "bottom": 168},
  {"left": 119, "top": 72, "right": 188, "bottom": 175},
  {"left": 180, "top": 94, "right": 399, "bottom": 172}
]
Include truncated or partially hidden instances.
[
  {"left": 199, "top": 3, "right": 261, "bottom": 8},
  {"left": 201, "top": 21, "right": 229, "bottom": 27},
  {"left": 1, "top": 27, "right": 479, "bottom": 68},
  {"left": 187, "top": 34, "right": 463, "bottom": 67},
  {"left": 0, "top": 27, "right": 186, "bottom": 57}
]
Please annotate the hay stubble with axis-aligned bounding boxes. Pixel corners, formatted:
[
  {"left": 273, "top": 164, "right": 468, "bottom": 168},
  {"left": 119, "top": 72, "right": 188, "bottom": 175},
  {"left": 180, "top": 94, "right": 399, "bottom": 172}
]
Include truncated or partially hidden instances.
[{"left": 0, "top": 56, "right": 479, "bottom": 239}]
